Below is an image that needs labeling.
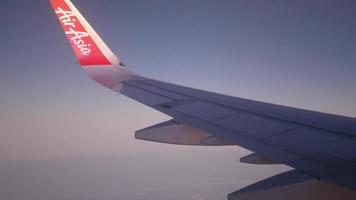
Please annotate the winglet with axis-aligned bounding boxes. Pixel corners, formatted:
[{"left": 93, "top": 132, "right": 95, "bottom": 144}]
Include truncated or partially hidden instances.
[
  {"left": 50, "top": 0, "right": 136, "bottom": 91},
  {"left": 50, "top": 0, "right": 119, "bottom": 66}
]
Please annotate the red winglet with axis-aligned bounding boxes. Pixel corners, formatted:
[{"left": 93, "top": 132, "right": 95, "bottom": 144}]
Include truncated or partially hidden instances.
[{"left": 50, "top": 0, "right": 112, "bottom": 66}]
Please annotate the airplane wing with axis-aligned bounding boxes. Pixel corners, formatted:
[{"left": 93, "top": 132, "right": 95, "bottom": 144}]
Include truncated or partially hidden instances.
[{"left": 49, "top": 0, "right": 356, "bottom": 199}]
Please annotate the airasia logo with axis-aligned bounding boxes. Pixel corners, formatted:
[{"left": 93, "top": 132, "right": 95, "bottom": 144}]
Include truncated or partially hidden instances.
[{"left": 55, "top": 7, "right": 91, "bottom": 56}]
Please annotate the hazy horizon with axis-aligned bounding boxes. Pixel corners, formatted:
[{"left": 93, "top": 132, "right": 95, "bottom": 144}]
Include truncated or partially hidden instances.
[{"left": 0, "top": 148, "right": 290, "bottom": 200}]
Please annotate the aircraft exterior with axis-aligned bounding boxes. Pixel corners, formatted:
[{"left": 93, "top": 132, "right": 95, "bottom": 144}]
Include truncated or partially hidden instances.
[{"left": 50, "top": 0, "right": 356, "bottom": 199}]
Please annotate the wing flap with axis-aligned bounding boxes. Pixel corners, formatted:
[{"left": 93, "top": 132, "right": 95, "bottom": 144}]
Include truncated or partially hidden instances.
[
  {"left": 240, "top": 153, "right": 280, "bottom": 164},
  {"left": 229, "top": 170, "right": 313, "bottom": 196},
  {"left": 228, "top": 172, "right": 356, "bottom": 200},
  {"left": 135, "top": 120, "right": 235, "bottom": 146}
]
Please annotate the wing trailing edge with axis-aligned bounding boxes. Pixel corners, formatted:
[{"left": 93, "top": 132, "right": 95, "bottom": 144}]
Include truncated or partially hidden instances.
[
  {"left": 136, "top": 120, "right": 236, "bottom": 146},
  {"left": 240, "top": 153, "right": 280, "bottom": 165},
  {"left": 228, "top": 170, "right": 356, "bottom": 200}
]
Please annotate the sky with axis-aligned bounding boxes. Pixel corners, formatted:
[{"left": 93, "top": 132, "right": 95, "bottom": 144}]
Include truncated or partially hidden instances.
[
  {"left": 0, "top": 0, "right": 355, "bottom": 199},
  {"left": 0, "top": 0, "right": 355, "bottom": 160}
]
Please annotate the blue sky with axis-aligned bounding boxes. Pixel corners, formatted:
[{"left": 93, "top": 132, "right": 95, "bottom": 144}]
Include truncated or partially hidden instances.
[{"left": 0, "top": 0, "right": 355, "bottom": 160}]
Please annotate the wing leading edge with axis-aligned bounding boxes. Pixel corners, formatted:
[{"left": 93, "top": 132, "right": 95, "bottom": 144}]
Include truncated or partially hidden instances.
[{"left": 50, "top": 0, "right": 356, "bottom": 199}]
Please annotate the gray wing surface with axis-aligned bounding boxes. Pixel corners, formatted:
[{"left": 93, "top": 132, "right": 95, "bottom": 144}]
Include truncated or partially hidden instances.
[{"left": 121, "top": 77, "right": 356, "bottom": 192}]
